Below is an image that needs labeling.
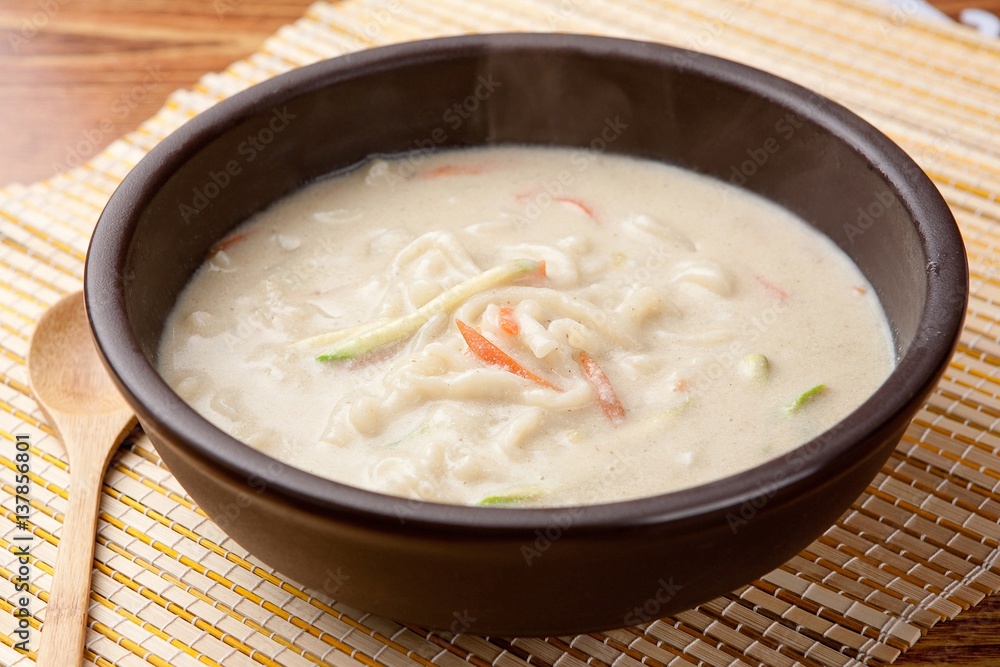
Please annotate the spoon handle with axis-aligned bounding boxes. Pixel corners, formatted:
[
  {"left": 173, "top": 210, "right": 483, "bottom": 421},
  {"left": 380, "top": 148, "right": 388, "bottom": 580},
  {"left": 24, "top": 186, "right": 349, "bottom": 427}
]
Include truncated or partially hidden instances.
[{"left": 36, "top": 440, "right": 115, "bottom": 667}]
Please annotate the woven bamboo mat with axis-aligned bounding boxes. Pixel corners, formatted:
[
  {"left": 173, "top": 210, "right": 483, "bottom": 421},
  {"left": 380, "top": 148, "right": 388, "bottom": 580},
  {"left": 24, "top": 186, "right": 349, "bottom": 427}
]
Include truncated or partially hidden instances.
[{"left": 2, "top": 0, "right": 999, "bottom": 665}]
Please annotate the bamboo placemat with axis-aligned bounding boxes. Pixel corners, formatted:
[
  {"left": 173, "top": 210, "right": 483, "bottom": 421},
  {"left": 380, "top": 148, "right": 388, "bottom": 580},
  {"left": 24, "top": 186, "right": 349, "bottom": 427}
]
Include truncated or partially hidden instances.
[{"left": 2, "top": 0, "right": 999, "bottom": 665}]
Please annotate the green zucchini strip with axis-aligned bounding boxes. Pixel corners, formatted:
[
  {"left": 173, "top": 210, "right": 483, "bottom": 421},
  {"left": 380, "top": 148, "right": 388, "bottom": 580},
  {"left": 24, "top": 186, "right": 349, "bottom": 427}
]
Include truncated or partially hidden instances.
[
  {"left": 785, "top": 383, "right": 826, "bottom": 414},
  {"left": 311, "top": 258, "right": 543, "bottom": 361}
]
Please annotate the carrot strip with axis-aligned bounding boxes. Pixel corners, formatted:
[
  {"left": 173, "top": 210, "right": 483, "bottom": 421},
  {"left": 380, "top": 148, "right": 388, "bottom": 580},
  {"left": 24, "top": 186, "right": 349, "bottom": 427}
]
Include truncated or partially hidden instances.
[
  {"left": 755, "top": 275, "right": 790, "bottom": 302},
  {"left": 576, "top": 351, "right": 626, "bottom": 423},
  {"left": 421, "top": 164, "right": 486, "bottom": 178},
  {"left": 498, "top": 306, "right": 520, "bottom": 335},
  {"left": 514, "top": 191, "right": 595, "bottom": 219},
  {"left": 456, "top": 320, "right": 558, "bottom": 390},
  {"left": 208, "top": 231, "right": 250, "bottom": 255},
  {"left": 554, "top": 197, "right": 596, "bottom": 218}
]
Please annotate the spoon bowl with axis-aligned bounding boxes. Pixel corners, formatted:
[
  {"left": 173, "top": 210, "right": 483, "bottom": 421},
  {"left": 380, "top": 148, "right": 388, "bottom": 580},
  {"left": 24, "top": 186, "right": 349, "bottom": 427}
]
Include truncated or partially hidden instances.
[{"left": 27, "top": 290, "right": 136, "bottom": 667}]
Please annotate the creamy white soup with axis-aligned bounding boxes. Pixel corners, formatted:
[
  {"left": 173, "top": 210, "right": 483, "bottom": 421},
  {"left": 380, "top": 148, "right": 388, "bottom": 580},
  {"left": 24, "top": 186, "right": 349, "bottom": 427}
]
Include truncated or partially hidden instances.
[{"left": 158, "top": 146, "right": 894, "bottom": 507}]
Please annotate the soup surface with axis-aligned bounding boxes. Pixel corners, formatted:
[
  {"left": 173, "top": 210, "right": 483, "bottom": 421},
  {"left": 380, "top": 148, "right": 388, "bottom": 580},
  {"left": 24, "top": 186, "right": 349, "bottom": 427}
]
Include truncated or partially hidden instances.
[{"left": 159, "top": 146, "right": 894, "bottom": 507}]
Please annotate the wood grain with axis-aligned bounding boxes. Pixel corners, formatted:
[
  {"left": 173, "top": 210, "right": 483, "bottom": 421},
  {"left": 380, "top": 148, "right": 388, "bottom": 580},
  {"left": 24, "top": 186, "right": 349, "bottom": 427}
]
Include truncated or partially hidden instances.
[
  {"left": 0, "top": 0, "right": 313, "bottom": 185},
  {"left": 933, "top": 0, "right": 1000, "bottom": 18},
  {"left": 2, "top": 1, "right": 999, "bottom": 664},
  {"left": 898, "top": 595, "right": 1000, "bottom": 665}
]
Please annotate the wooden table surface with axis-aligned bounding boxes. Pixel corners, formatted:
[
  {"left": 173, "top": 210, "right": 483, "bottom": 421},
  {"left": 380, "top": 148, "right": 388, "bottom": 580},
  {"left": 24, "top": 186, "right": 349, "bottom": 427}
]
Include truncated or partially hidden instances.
[{"left": 2, "top": 1, "right": 1000, "bottom": 664}]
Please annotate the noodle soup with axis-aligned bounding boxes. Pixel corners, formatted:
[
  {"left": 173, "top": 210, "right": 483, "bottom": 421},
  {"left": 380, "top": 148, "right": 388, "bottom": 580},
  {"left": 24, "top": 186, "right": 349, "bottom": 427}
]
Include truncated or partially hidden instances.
[{"left": 158, "top": 145, "right": 894, "bottom": 507}]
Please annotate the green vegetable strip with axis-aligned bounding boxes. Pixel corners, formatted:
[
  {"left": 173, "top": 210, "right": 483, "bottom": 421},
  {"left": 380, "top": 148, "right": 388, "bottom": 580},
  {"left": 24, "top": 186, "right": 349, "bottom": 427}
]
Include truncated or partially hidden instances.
[
  {"left": 295, "top": 318, "right": 389, "bottom": 350},
  {"left": 477, "top": 493, "right": 534, "bottom": 506},
  {"left": 315, "top": 258, "right": 544, "bottom": 361},
  {"left": 785, "top": 383, "right": 826, "bottom": 414}
]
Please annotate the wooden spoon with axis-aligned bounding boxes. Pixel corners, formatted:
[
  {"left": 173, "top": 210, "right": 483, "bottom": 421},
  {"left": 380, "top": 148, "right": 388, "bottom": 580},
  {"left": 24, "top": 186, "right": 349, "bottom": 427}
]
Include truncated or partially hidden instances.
[{"left": 27, "top": 291, "right": 137, "bottom": 666}]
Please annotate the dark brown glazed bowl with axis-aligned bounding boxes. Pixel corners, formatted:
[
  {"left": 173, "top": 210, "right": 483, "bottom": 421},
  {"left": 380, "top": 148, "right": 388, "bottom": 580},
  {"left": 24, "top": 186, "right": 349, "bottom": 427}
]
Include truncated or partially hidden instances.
[{"left": 85, "top": 34, "right": 967, "bottom": 635}]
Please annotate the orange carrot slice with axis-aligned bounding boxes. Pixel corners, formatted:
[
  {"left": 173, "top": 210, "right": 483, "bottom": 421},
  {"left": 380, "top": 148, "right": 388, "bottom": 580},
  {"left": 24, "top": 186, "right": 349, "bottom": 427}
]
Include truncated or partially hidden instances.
[
  {"left": 456, "top": 319, "right": 557, "bottom": 390},
  {"left": 209, "top": 231, "right": 251, "bottom": 255},
  {"left": 498, "top": 306, "right": 520, "bottom": 335},
  {"left": 554, "top": 197, "right": 596, "bottom": 218},
  {"left": 755, "top": 275, "right": 790, "bottom": 302},
  {"left": 576, "top": 350, "right": 625, "bottom": 423},
  {"left": 421, "top": 164, "right": 486, "bottom": 178}
]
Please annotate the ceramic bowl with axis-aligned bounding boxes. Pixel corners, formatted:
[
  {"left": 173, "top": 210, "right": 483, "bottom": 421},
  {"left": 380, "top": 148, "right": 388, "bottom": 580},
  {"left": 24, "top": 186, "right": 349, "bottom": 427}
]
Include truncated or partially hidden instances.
[{"left": 85, "top": 33, "right": 967, "bottom": 635}]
